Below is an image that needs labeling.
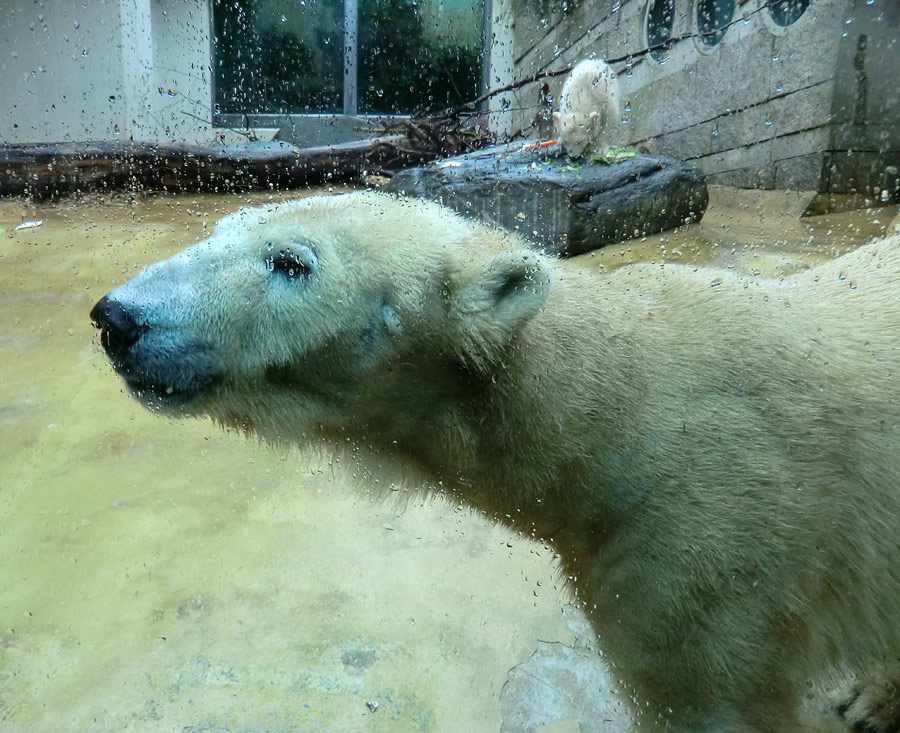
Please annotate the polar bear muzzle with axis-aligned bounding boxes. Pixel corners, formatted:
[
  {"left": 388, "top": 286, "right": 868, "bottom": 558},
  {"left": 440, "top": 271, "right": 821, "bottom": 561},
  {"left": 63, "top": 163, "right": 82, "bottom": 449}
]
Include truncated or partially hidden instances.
[{"left": 90, "top": 293, "right": 223, "bottom": 409}]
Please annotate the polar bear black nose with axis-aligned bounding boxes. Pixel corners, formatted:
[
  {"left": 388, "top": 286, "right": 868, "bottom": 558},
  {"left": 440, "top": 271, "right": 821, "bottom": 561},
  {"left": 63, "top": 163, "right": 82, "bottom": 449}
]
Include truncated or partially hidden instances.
[{"left": 90, "top": 296, "right": 144, "bottom": 358}]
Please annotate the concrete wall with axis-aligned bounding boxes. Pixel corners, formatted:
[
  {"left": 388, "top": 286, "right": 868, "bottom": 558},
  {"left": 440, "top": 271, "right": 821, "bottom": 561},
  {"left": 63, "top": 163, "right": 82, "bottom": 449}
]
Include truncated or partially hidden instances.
[
  {"left": 149, "top": 0, "right": 219, "bottom": 141},
  {"left": 484, "top": 0, "right": 517, "bottom": 139},
  {"left": 495, "top": 0, "right": 900, "bottom": 197},
  {"left": 2, "top": 1, "right": 126, "bottom": 143},
  {"left": 826, "top": 0, "right": 900, "bottom": 200},
  {"left": 1, "top": 0, "right": 224, "bottom": 145}
]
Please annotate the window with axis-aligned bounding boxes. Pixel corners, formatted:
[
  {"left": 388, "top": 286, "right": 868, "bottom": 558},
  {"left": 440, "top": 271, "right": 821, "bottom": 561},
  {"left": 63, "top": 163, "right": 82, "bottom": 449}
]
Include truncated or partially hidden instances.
[
  {"left": 645, "top": 0, "right": 675, "bottom": 63},
  {"left": 767, "top": 0, "right": 811, "bottom": 27},
  {"left": 695, "top": 0, "right": 734, "bottom": 48},
  {"left": 211, "top": 0, "right": 485, "bottom": 126}
]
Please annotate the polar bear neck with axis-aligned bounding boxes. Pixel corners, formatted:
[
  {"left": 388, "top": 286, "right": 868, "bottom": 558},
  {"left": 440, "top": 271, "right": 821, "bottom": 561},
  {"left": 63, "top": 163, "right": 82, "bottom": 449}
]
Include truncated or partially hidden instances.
[{"left": 328, "top": 269, "right": 640, "bottom": 547}]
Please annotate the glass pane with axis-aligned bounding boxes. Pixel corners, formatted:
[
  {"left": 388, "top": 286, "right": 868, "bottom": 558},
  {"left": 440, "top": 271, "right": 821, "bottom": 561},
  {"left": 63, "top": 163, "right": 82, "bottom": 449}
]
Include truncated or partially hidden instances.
[
  {"left": 646, "top": 0, "right": 675, "bottom": 62},
  {"left": 212, "top": 0, "right": 343, "bottom": 114},
  {"left": 768, "top": 0, "right": 811, "bottom": 27},
  {"left": 3, "top": 0, "right": 900, "bottom": 730},
  {"left": 695, "top": 0, "right": 734, "bottom": 47},
  {"left": 358, "top": 0, "right": 484, "bottom": 115}
]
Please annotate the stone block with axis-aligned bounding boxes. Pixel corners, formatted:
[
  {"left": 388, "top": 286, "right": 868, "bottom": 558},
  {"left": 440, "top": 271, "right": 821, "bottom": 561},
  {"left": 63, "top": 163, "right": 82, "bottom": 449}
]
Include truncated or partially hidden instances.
[{"left": 387, "top": 141, "right": 708, "bottom": 256}]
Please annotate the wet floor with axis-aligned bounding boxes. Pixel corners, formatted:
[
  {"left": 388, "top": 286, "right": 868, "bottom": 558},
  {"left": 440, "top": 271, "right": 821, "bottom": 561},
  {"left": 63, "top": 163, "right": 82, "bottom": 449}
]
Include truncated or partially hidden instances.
[{"left": 0, "top": 186, "right": 895, "bottom": 731}]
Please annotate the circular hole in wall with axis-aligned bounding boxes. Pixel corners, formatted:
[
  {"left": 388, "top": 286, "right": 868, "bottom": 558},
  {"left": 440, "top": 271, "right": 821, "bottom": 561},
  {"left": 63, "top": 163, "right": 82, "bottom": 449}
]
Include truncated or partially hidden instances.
[
  {"left": 645, "top": 0, "right": 675, "bottom": 62},
  {"left": 768, "top": 0, "right": 811, "bottom": 27},
  {"left": 695, "top": 0, "right": 735, "bottom": 47}
]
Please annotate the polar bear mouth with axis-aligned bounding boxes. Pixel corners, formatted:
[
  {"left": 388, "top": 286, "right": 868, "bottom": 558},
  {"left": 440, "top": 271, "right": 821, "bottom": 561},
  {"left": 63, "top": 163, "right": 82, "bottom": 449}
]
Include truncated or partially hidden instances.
[
  {"left": 106, "top": 348, "right": 224, "bottom": 410},
  {"left": 91, "top": 295, "right": 223, "bottom": 410},
  {"left": 120, "top": 369, "right": 221, "bottom": 407}
]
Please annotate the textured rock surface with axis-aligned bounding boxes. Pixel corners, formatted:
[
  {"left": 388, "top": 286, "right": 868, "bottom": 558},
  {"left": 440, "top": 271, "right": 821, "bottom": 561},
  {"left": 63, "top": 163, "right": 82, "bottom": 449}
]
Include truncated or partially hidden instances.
[
  {"left": 388, "top": 141, "right": 709, "bottom": 256},
  {"left": 499, "top": 605, "right": 632, "bottom": 733}
]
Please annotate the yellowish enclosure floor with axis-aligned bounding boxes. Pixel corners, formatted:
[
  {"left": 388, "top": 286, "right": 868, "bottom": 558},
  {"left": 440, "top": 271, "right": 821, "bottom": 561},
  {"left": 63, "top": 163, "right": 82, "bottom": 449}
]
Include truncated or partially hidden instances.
[{"left": 0, "top": 186, "right": 894, "bottom": 731}]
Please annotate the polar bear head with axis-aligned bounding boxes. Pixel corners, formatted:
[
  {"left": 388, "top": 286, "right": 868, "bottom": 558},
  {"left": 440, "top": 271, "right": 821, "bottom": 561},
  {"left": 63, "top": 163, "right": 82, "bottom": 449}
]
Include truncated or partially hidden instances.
[{"left": 90, "top": 192, "right": 552, "bottom": 445}]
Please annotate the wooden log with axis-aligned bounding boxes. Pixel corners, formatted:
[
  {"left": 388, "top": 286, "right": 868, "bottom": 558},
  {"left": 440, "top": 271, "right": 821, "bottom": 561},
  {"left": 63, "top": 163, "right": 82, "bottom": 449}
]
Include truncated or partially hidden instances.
[{"left": 0, "top": 137, "right": 438, "bottom": 198}]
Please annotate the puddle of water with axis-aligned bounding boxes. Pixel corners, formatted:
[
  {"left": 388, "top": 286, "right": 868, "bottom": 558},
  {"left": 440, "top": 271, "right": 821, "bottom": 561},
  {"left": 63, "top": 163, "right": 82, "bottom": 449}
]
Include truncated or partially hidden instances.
[{"left": 0, "top": 187, "right": 894, "bottom": 730}]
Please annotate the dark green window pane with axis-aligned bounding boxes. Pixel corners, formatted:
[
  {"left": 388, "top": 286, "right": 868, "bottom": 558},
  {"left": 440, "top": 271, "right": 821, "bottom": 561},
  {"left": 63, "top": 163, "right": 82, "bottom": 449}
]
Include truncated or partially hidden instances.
[
  {"left": 358, "top": 0, "right": 483, "bottom": 115},
  {"left": 213, "top": 0, "right": 483, "bottom": 117},
  {"left": 212, "top": 0, "right": 343, "bottom": 114}
]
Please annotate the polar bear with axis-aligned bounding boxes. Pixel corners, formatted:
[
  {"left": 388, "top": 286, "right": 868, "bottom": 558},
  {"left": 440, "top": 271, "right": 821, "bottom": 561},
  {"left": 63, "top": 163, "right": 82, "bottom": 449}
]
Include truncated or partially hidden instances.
[
  {"left": 91, "top": 192, "right": 900, "bottom": 731},
  {"left": 553, "top": 58, "right": 621, "bottom": 159}
]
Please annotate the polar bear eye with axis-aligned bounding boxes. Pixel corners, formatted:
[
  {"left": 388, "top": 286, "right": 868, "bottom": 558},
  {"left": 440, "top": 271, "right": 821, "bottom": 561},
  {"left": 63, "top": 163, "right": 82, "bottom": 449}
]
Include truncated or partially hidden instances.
[{"left": 265, "top": 245, "right": 318, "bottom": 281}]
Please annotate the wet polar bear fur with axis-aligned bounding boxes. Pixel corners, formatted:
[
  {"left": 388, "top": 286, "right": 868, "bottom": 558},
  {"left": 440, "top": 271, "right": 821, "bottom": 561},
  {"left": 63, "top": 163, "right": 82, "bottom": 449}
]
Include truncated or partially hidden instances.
[
  {"left": 553, "top": 58, "right": 621, "bottom": 158},
  {"left": 91, "top": 192, "right": 900, "bottom": 731}
]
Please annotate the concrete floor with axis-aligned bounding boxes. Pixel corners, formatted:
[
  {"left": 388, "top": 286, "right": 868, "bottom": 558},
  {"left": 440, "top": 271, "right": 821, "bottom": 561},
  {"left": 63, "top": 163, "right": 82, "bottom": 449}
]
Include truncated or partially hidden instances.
[{"left": 0, "top": 186, "right": 895, "bottom": 732}]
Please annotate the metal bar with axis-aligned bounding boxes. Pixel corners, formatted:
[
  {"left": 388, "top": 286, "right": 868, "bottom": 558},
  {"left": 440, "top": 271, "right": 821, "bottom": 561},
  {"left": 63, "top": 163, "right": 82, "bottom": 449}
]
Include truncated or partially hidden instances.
[
  {"left": 480, "top": 0, "right": 493, "bottom": 107},
  {"left": 208, "top": 0, "right": 217, "bottom": 125},
  {"left": 343, "top": 0, "right": 358, "bottom": 116}
]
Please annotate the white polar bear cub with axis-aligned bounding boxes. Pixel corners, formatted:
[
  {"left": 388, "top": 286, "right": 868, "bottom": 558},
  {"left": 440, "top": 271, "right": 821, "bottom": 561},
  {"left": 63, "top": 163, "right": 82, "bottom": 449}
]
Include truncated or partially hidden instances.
[{"left": 553, "top": 58, "right": 621, "bottom": 159}]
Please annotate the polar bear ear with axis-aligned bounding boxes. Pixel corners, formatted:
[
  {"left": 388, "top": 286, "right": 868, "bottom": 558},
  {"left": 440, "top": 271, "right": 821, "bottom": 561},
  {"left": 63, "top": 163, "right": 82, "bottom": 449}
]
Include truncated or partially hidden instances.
[{"left": 453, "top": 250, "right": 551, "bottom": 368}]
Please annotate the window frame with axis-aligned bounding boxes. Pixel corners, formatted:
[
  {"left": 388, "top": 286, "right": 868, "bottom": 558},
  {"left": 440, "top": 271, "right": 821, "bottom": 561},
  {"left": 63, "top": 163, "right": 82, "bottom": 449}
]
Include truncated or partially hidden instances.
[{"left": 209, "top": 0, "right": 493, "bottom": 134}]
